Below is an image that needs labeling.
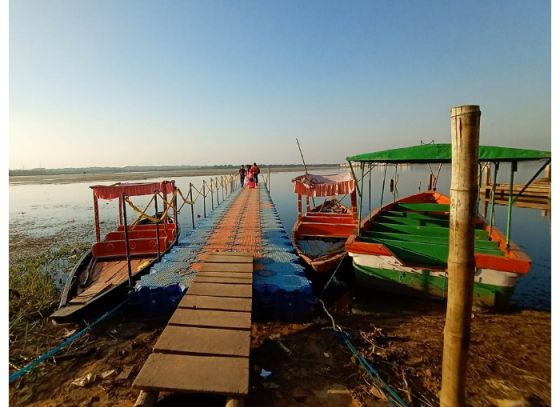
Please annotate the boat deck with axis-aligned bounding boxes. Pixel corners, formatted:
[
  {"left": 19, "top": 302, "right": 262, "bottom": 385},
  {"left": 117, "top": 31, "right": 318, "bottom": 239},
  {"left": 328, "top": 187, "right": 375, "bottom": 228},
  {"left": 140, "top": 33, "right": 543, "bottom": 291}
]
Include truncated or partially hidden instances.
[{"left": 359, "top": 203, "right": 503, "bottom": 267}]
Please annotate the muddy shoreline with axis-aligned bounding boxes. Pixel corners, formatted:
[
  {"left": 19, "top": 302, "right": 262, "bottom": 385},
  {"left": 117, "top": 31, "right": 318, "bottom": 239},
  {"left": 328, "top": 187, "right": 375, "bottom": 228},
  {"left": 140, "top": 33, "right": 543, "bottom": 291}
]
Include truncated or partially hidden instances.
[{"left": 8, "top": 231, "right": 551, "bottom": 406}]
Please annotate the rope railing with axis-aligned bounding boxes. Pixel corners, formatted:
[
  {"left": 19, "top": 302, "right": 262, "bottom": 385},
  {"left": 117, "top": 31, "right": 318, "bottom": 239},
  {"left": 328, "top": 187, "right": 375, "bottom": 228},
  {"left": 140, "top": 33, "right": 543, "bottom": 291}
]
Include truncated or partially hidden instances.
[{"left": 121, "top": 173, "right": 240, "bottom": 231}]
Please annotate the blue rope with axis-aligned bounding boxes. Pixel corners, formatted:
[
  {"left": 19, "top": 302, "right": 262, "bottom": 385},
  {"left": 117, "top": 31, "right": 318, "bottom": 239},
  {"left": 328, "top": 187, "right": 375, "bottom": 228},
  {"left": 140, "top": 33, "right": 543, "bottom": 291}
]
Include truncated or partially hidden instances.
[
  {"left": 9, "top": 298, "right": 129, "bottom": 384},
  {"left": 336, "top": 330, "right": 409, "bottom": 407}
]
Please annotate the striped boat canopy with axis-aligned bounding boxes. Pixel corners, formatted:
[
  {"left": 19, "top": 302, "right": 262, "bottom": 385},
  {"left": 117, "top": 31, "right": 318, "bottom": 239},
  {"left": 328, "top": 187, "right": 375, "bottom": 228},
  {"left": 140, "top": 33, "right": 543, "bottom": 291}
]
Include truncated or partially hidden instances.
[
  {"left": 91, "top": 181, "right": 175, "bottom": 200},
  {"left": 347, "top": 144, "right": 550, "bottom": 163},
  {"left": 292, "top": 173, "right": 355, "bottom": 197}
]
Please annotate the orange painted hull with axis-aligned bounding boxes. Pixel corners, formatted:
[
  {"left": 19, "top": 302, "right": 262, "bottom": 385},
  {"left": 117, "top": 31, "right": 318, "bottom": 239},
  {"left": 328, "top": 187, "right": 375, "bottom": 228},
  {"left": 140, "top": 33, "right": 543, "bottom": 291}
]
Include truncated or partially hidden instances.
[{"left": 292, "top": 202, "right": 358, "bottom": 273}]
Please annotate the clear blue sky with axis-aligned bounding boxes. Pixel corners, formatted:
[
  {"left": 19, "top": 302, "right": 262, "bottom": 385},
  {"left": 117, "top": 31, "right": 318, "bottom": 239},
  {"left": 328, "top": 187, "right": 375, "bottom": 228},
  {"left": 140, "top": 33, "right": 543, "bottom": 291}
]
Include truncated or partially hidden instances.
[{"left": 9, "top": 0, "right": 550, "bottom": 168}]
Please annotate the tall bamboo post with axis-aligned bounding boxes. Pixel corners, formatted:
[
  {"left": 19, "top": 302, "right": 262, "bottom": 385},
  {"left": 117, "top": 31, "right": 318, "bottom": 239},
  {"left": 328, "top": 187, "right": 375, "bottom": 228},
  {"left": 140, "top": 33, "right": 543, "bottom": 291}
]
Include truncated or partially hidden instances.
[{"left": 440, "top": 105, "right": 481, "bottom": 407}]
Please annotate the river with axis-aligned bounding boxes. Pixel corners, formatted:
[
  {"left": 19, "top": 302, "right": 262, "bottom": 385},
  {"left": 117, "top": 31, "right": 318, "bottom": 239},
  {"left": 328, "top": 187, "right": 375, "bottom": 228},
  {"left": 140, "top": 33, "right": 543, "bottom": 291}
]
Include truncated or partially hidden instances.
[{"left": 9, "top": 163, "right": 550, "bottom": 310}]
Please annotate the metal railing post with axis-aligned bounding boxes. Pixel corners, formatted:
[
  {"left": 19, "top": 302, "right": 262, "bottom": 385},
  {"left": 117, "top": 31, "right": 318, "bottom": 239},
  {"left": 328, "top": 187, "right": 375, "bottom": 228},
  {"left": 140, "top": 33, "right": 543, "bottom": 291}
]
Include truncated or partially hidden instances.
[
  {"left": 202, "top": 180, "right": 207, "bottom": 218},
  {"left": 189, "top": 182, "right": 195, "bottom": 229}
]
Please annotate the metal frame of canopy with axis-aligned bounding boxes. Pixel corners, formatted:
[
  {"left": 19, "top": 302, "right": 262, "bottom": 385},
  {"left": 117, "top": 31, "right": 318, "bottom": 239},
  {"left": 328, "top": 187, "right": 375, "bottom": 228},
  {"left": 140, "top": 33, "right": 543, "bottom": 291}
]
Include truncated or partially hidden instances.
[{"left": 346, "top": 144, "right": 551, "bottom": 248}]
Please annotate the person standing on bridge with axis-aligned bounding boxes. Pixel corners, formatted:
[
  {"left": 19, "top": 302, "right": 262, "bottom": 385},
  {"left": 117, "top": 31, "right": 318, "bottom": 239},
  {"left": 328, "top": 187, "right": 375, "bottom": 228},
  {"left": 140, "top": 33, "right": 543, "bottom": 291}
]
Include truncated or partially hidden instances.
[
  {"left": 251, "top": 162, "right": 261, "bottom": 185},
  {"left": 239, "top": 165, "right": 247, "bottom": 187},
  {"left": 246, "top": 166, "right": 256, "bottom": 188}
]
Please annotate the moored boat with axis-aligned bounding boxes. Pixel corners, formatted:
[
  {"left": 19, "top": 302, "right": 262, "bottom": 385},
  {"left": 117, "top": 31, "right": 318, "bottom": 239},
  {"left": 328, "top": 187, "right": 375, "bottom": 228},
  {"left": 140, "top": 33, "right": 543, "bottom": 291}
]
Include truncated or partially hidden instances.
[
  {"left": 50, "top": 181, "right": 180, "bottom": 322},
  {"left": 291, "top": 173, "right": 358, "bottom": 273},
  {"left": 345, "top": 144, "right": 550, "bottom": 308}
]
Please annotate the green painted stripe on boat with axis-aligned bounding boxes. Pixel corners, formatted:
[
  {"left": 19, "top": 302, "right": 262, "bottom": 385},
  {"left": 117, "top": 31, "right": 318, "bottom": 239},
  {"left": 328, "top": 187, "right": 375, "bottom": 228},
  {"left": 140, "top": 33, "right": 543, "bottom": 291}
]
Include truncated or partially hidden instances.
[
  {"left": 383, "top": 210, "right": 449, "bottom": 221},
  {"left": 357, "top": 236, "right": 503, "bottom": 267},
  {"left": 353, "top": 262, "right": 515, "bottom": 308}
]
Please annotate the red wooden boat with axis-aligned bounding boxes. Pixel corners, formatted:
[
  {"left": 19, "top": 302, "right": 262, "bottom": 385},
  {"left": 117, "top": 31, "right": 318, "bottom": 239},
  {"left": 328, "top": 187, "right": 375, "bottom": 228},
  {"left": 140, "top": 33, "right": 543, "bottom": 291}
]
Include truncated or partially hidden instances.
[
  {"left": 291, "top": 173, "right": 358, "bottom": 273},
  {"left": 50, "top": 181, "right": 179, "bottom": 322}
]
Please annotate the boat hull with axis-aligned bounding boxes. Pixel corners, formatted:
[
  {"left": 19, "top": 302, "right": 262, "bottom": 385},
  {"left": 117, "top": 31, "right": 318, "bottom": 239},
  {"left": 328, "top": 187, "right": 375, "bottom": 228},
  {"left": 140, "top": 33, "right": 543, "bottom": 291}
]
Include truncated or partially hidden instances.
[
  {"left": 345, "top": 190, "right": 529, "bottom": 309},
  {"left": 291, "top": 204, "right": 356, "bottom": 274},
  {"left": 51, "top": 224, "right": 180, "bottom": 323},
  {"left": 351, "top": 253, "right": 516, "bottom": 308}
]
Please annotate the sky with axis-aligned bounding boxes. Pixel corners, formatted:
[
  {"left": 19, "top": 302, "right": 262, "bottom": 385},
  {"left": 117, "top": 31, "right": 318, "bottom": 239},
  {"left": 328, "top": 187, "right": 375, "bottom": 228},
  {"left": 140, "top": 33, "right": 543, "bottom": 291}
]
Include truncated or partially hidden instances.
[{"left": 9, "top": 0, "right": 551, "bottom": 169}]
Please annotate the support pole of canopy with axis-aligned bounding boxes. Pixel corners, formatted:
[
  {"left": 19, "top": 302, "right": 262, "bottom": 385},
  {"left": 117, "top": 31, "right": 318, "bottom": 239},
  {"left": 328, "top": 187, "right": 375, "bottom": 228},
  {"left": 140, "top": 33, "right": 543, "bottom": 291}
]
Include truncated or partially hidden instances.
[
  {"left": 348, "top": 160, "right": 362, "bottom": 235},
  {"left": 359, "top": 162, "right": 365, "bottom": 229},
  {"left": 505, "top": 161, "right": 517, "bottom": 248},
  {"left": 154, "top": 194, "right": 161, "bottom": 261},
  {"left": 172, "top": 184, "right": 177, "bottom": 233},
  {"left": 121, "top": 193, "right": 134, "bottom": 290},
  {"left": 368, "top": 163, "right": 372, "bottom": 215},
  {"left": 488, "top": 162, "right": 499, "bottom": 235},
  {"left": 296, "top": 138, "right": 315, "bottom": 207},
  {"left": 93, "top": 192, "right": 101, "bottom": 242},
  {"left": 118, "top": 195, "right": 124, "bottom": 226},
  {"left": 440, "top": 105, "right": 481, "bottom": 407},
  {"left": 380, "top": 165, "right": 388, "bottom": 208}
]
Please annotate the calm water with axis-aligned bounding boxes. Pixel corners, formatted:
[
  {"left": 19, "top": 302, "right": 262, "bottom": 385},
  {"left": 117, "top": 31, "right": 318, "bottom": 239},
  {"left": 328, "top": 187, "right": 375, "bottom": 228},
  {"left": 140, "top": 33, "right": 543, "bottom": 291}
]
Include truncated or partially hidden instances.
[{"left": 9, "top": 163, "right": 550, "bottom": 310}]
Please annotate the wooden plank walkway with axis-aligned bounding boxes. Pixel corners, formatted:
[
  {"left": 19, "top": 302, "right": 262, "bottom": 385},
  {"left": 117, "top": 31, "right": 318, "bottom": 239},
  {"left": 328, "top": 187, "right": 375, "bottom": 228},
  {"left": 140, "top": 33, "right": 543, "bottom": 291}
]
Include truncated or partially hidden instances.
[
  {"left": 133, "top": 251, "right": 254, "bottom": 405},
  {"left": 133, "top": 186, "right": 265, "bottom": 405}
]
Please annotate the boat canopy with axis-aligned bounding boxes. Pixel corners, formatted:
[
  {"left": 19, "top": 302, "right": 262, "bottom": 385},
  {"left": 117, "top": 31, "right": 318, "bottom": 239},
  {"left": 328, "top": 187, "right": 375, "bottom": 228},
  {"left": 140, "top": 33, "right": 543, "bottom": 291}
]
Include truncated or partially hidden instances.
[
  {"left": 292, "top": 173, "right": 355, "bottom": 197},
  {"left": 347, "top": 144, "right": 551, "bottom": 163},
  {"left": 91, "top": 181, "right": 175, "bottom": 200}
]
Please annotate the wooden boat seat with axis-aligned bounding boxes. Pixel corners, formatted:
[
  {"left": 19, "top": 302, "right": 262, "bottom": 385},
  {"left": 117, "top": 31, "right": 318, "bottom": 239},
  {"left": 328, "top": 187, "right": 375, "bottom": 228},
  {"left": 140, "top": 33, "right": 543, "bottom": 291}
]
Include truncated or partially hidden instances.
[
  {"left": 369, "top": 222, "right": 489, "bottom": 239},
  {"left": 393, "top": 203, "right": 450, "bottom": 212},
  {"left": 363, "top": 231, "right": 501, "bottom": 250},
  {"left": 92, "top": 237, "right": 169, "bottom": 258},
  {"left": 105, "top": 229, "right": 175, "bottom": 241},
  {"left": 301, "top": 215, "right": 356, "bottom": 225},
  {"left": 117, "top": 223, "right": 176, "bottom": 232},
  {"left": 297, "top": 222, "right": 357, "bottom": 238}
]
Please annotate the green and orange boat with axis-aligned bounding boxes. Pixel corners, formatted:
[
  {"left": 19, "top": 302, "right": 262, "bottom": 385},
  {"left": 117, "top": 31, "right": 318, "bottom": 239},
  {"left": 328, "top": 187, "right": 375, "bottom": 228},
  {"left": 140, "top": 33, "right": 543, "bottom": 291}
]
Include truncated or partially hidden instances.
[{"left": 345, "top": 144, "right": 550, "bottom": 308}]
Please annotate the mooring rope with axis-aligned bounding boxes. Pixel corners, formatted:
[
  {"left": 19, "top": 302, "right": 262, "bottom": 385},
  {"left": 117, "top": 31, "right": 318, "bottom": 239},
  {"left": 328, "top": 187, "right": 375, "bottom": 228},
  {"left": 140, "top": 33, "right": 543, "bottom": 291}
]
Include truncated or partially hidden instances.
[
  {"left": 9, "top": 298, "right": 129, "bottom": 384},
  {"left": 318, "top": 300, "right": 409, "bottom": 407}
]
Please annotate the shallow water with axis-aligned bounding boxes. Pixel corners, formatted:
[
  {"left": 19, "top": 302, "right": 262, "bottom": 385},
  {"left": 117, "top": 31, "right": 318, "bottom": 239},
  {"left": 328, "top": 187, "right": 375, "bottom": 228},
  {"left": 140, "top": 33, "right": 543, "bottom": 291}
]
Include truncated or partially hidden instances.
[{"left": 9, "top": 163, "right": 550, "bottom": 310}]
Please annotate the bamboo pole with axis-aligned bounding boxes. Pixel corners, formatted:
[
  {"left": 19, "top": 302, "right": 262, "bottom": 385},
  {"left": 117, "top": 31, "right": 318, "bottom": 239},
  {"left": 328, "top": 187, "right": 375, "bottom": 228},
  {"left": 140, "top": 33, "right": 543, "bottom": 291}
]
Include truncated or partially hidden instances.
[{"left": 440, "top": 105, "right": 481, "bottom": 407}]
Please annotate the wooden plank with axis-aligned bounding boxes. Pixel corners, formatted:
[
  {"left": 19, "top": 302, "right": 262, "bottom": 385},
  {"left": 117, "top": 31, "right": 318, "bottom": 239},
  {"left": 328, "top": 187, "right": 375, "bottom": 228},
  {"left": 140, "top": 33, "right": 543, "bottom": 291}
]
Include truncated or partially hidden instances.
[
  {"left": 206, "top": 251, "right": 253, "bottom": 258},
  {"left": 70, "top": 281, "right": 112, "bottom": 304},
  {"left": 196, "top": 271, "right": 253, "bottom": 280},
  {"left": 179, "top": 295, "right": 252, "bottom": 312},
  {"left": 205, "top": 255, "right": 253, "bottom": 264},
  {"left": 199, "top": 263, "right": 253, "bottom": 273},
  {"left": 50, "top": 303, "right": 86, "bottom": 319},
  {"left": 133, "top": 353, "right": 249, "bottom": 396},
  {"left": 154, "top": 326, "right": 250, "bottom": 357},
  {"left": 194, "top": 276, "right": 252, "bottom": 285},
  {"left": 169, "top": 308, "right": 251, "bottom": 330},
  {"left": 187, "top": 282, "right": 252, "bottom": 298}
]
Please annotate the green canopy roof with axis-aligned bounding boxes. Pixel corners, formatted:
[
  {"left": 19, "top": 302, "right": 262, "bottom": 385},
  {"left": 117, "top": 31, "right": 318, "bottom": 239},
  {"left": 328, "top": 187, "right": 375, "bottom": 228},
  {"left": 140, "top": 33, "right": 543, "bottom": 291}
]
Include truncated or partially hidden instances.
[{"left": 346, "top": 144, "right": 550, "bottom": 163}]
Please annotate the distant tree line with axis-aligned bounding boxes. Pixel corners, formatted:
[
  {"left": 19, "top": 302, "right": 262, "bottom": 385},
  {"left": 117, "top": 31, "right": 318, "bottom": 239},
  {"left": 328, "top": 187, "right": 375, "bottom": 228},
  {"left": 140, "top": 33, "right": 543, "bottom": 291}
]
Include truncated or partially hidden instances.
[{"left": 9, "top": 164, "right": 339, "bottom": 177}]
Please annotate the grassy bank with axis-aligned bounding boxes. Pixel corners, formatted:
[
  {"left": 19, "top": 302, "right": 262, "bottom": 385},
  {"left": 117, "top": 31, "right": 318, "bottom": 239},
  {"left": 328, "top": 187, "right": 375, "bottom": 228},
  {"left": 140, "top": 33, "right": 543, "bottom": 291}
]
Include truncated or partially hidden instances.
[{"left": 9, "top": 242, "right": 90, "bottom": 371}]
